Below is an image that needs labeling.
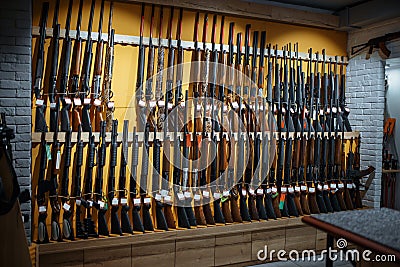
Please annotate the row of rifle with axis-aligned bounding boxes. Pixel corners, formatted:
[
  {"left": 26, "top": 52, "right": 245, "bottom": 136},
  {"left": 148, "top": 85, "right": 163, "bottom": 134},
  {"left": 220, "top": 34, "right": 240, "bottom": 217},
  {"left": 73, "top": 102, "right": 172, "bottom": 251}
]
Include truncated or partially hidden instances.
[{"left": 35, "top": 2, "right": 374, "bottom": 243}]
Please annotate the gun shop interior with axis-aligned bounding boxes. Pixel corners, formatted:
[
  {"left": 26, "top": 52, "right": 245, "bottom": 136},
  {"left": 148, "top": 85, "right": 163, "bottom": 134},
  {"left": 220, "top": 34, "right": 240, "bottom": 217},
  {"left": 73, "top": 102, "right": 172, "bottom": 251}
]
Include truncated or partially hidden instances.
[{"left": 0, "top": 0, "right": 400, "bottom": 266}]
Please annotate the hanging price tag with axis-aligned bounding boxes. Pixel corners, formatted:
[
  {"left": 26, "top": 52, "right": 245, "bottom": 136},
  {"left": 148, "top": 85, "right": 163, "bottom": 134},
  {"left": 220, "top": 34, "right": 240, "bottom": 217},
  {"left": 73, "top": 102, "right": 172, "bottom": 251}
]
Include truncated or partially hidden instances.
[
  {"left": 177, "top": 192, "right": 185, "bottom": 200},
  {"left": 288, "top": 187, "right": 294, "bottom": 193},
  {"left": 295, "top": 186, "right": 301, "bottom": 192},
  {"left": 323, "top": 185, "right": 329, "bottom": 190},
  {"left": 160, "top": 189, "right": 169, "bottom": 197},
  {"left": 155, "top": 194, "right": 162, "bottom": 201},
  {"left": 231, "top": 102, "right": 239, "bottom": 109},
  {"left": 223, "top": 190, "right": 230, "bottom": 197},
  {"left": 36, "top": 99, "right": 44, "bottom": 106},
  {"left": 330, "top": 184, "right": 337, "bottom": 189},
  {"left": 317, "top": 184, "right": 323, "bottom": 191},
  {"left": 134, "top": 198, "right": 141, "bottom": 206},
  {"left": 74, "top": 98, "right": 82, "bottom": 106},
  {"left": 63, "top": 203, "right": 70, "bottom": 211},
  {"left": 346, "top": 183, "right": 353, "bottom": 189},
  {"left": 223, "top": 105, "right": 228, "bottom": 112},
  {"left": 88, "top": 200, "right": 93, "bottom": 207},
  {"left": 93, "top": 99, "right": 102, "bottom": 106},
  {"left": 257, "top": 188, "right": 264, "bottom": 195},
  {"left": 112, "top": 198, "right": 119, "bottom": 206},
  {"left": 338, "top": 183, "right": 344, "bottom": 189},
  {"left": 301, "top": 185, "right": 307, "bottom": 191},
  {"left": 180, "top": 101, "right": 185, "bottom": 108},
  {"left": 144, "top": 198, "right": 151, "bottom": 204},
  {"left": 121, "top": 198, "right": 128, "bottom": 205},
  {"left": 184, "top": 191, "right": 192, "bottom": 198},
  {"left": 241, "top": 189, "right": 247, "bottom": 196},
  {"left": 50, "top": 102, "right": 56, "bottom": 109},
  {"left": 164, "top": 195, "right": 172, "bottom": 203},
  {"left": 76, "top": 199, "right": 81, "bottom": 206},
  {"left": 194, "top": 194, "right": 201, "bottom": 201},
  {"left": 158, "top": 100, "right": 165, "bottom": 107},
  {"left": 149, "top": 101, "right": 157, "bottom": 108},
  {"left": 281, "top": 187, "right": 287, "bottom": 193},
  {"left": 84, "top": 98, "right": 91, "bottom": 105},
  {"left": 168, "top": 103, "right": 173, "bottom": 110},
  {"left": 64, "top": 98, "right": 72, "bottom": 105},
  {"left": 203, "top": 191, "right": 210, "bottom": 198},
  {"left": 309, "top": 187, "right": 316, "bottom": 193},
  {"left": 249, "top": 188, "right": 255, "bottom": 195},
  {"left": 98, "top": 200, "right": 105, "bottom": 209},
  {"left": 107, "top": 101, "right": 114, "bottom": 109},
  {"left": 271, "top": 187, "right": 277, "bottom": 194},
  {"left": 213, "top": 192, "right": 221, "bottom": 199},
  {"left": 39, "top": 206, "right": 47, "bottom": 213},
  {"left": 138, "top": 100, "right": 146, "bottom": 107}
]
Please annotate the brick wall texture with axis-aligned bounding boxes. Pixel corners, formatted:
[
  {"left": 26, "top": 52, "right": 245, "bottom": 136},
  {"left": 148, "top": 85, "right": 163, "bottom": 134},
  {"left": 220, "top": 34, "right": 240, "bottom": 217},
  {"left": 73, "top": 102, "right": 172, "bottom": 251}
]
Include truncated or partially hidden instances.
[
  {"left": 347, "top": 18, "right": 400, "bottom": 207},
  {"left": 0, "top": 0, "right": 32, "bottom": 241}
]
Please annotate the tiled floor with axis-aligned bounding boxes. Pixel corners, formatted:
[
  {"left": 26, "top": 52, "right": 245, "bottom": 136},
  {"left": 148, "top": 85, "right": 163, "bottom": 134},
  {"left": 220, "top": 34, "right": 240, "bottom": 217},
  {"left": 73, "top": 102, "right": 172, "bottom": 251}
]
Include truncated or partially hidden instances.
[{"left": 249, "top": 255, "right": 353, "bottom": 267}]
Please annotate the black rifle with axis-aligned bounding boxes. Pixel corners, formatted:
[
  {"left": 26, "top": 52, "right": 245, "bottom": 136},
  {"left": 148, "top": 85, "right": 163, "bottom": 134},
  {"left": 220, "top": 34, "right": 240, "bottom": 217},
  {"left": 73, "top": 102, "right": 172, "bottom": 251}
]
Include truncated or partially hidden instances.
[
  {"left": 59, "top": 0, "right": 73, "bottom": 132},
  {"left": 37, "top": 132, "right": 50, "bottom": 243},
  {"left": 104, "top": 2, "right": 115, "bottom": 132},
  {"left": 69, "top": 0, "right": 84, "bottom": 131},
  {"left": 94, "top": 120, "right": 109, "bottom": 236},
  {"left": 141, "top": 124, "right": 155, "bottom": 231},
  {"left": 108, "top": 119, "right": 122, "bottom": 235},
  {"left": 339, "top": 58, "right": 352, "bottom": 132},
  {"left": 136, "top": 4, "right": 147, "bottom": 132},
  {"left": 91, "top": 0, "right": 105, "bottom": 132},
  {"left": 61, "top": 129, "right": 73, "bottom": 240},
  {"left": 47, "top": 0, "right": 61, "bottom": 132},
  {"left": 119, "top": 120, "right": 133, "bottom": 233},
  {"left": 72, "top": 117, "right": 87, "bottom": 239},
  {"left": 33, "top": 3, "right": 49, "bottom": 132},
  {"left": 49, "top": 99, "right": 62, "bottom": 241},
  {"left": 83, "top": 132, "right": 98, "bottom": 237},
  {"left": 130, "top": 127, "right": 145, "bottom": 232},
  {"left": 80, "top": 0, "right": 96, "bottom": 132}
]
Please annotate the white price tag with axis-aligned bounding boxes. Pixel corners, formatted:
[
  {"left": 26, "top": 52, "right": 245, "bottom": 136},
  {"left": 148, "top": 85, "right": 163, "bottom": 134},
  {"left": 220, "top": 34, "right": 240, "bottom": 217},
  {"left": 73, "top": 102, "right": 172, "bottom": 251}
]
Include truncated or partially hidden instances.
[
  {"left": 76, "top": 199, "right": 81, "bottom": 206},
  {"left": 112, "top": 198, "right": 119, "bottom": 206},
  {"left": 266, "top": 188, "right": 272, "bottom": 194},
  {"left": 347, "top": 183, "right": 353, "bottom": 189},
  {"left": 177, "top": 192, "right": 185, "bottom": 200},
  {"left": 121, "top": 198, "right": 128, "bottom": 205},
  {"left": 149, "top": 101, "right": 157, "bottom": 108},
  {"left": 63, "top": 203, "right": 70, "bottom": 211},
  {"left": 301, "top": 185, "right": 307, "bottom": 191},
  {"left": 213, "top": 192, "right": 221, "bottom": 199},
  {"left": 194, "top": 194, "right": 201, "bottom": 201},
  {"left": 168, "top": 103, "right": 173, "bottom": 110},
  {"left": 134, "top": 198, "right": 141, "bottom": 205},
  {"left": 338, "top": 183, "right": 344, "bottom": 189},
  {"left": 98, "top": 200, "right": 105, "bottom": 209},
  {"left": 271, "top": 187, "right": 277, "bottom": 194},
  {"left": 84, "top": 98, "right": 91, "bottom": 105},
  {"left": 282, "top": 107, "right": 286, "bottom": 113},
  {"left": 107, "top": 101, "right": 114, "bottom": 109},
  {"left": 223, "top": 105, "right": 228, "bottom": 112},
  {"left": 184, "top": 191, "right": 192, "bottom": 198},
  {"left": 249, "top": 188, "right": 255, "bottom": 195},
  {"left": 332, "top": 107, "right": 337, "bottom": 113},
  {"left": 288, "top": 187, "right": 294, "bottom": 193},
  {"left": 50, "top": 102, "right": 56, "bottom": 109},
  {"left": 330, "top": 184, "right": 337, "bottom": 189},
  {"left": 223, "top": 190, "right": 230, "bottom": 197},
  {"left": 56, "top": 151, "right": 61, "bottom": 170},
  {"left": 281, "top": 187, "right": 287, "bottom": 193},
  {"left": 39, "top": 206, "right": 47, "bottom": 213},
  {"left": 317, "top": 184, "right": 323, "bottom": 191},
  {"left": 257, "top": 188, "right": 264, "bottom": 195},
  {"left": 36, "top": 99, "right": 44, "bottom": 106},
  {"left": 231, "top": 102, "right": 239, "bottom": 109},
  {"left": 138, "top": 100, "right": 146, "bottom": 107},
  {"left": 309, "top": 187, "right": 316, "bottom": 193},
  {"left": 155, "top": 194, "right": 162, "bottom": 201},
  {"left": 241, "top": 189, "right": 247, "bottom": 196},
  {"left": 295, "top": 186, "right": 301, "bottom": 192},
  {"left": 323, "top": 185, "right": 329, "bottom": 190},
  {"left": 88, "top": 200, "right": 93, "bottom": 207},
  {"left": 196, "top": 104, "right": 202, "bottom": 111},
  {"left": 164, "top": 195, "right": 172, "bottom": 203},
  {"left": 144, "top": 198, "right": 151, "bottom": 204},
  {"left": 93, "top": 99, "right": 102, "bottom": 106},
  {"left": 74, "top": 98, "right": 82, "bottom": 106},
  {"left": 203, "top": 191, "right": 210, "bottom": 198},
  {"left": 179, "top": 101, "right": 185, "bottom": 108},
  {"left": 64, "top": 98, "right": 72, "bottom": 104},
  {"left": 158, "top": 100, "right": 165, "bottom": 107},
  {"left": 160, "top": 189, "right": 169, "bottom": 197},
  {"left": 312, "top": 110, "right": 317, "bottom": 120}
]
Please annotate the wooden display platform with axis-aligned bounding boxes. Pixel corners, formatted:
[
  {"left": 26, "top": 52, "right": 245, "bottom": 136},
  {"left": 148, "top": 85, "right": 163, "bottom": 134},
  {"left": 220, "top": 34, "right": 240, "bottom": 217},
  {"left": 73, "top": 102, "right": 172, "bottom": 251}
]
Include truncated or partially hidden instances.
[{"left": 31, "top": 216, "right": 329, "bottom": 267}]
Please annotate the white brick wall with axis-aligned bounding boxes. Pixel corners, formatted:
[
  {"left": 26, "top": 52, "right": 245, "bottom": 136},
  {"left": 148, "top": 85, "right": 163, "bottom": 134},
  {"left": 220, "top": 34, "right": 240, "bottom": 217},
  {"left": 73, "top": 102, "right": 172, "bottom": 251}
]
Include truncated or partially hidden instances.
[{"left": 347, "top": 18, "right": 400, "bottom": 207}]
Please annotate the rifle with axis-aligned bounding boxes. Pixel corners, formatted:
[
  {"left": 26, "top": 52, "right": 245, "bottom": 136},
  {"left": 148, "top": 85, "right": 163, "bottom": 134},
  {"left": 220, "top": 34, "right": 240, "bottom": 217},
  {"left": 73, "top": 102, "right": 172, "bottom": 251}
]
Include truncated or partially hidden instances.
[
  {"left": 130, "top": 127, "right": 145, "bottom": 232},
  {"left": 47, "top": 0, "right": 61, "bottom": 132},
  {"left": 61, "top": 129, "right": 74, "bottom": 240},
  {"left": 313, "top": 52, "right": 328, "bottom": 214},
  {"left": 136, "top": 4, "right": 147, "bottom": 132},
  {"left": 33, "top": 3, "right": 49, "bottom": 133},
  {"left": 59, "top": 0, "right": 73, "bottom": 132},
  {"left": 104, "top": 2, "right": 114, "bottom": 132},
  {"left": 36, "top": 132, "right": 50, "bottom": 243},
  {"left": 155, "top": 6, "right": 165, "bottom": 130},
  {"left": 305, "top": 48, "right": 320, "bottom": 214},
  {"left": 119, "top": 120, "right": 133, "bottom": 233},
  {"left": 146, "top": 5, "right": 157, "bottom": 131},
  {"left": 94, "top": 119, "right": 109, "bottom": 236},
  {"left": 80, "top": 0, "right": 96, "bottom": 132},
  {"left": 235, "top": 32, "right": 251, "bottom": 222},
  {"left": 107, "top": 120, "right": 122, "bottom": 234},
  {"left": 209, "top": 16, "right": 225, "bottom": 224},
  {"left": 70, "top": 0, "right": 84, "bottom": 131},
  {"left": 49, "top": 99, "right": 62, "bottom": 241},
  {"left": 344, "top": 138, "right": 355, "bottom": 210},
  {"left": 72, "top": 116, "right": 87, "bottom": 239},
  {"left": 339, "top": 58, "right": 352, "bottom": 132},
  {"left": 83, "top": 132, "right": 98, "bottom": 237},
  {"left": 140, "top": 124, "right": 155, "bottom": 231},
  {"left": 91, "top": 0, "right": 106, "bottom": 132},
  {"left": 320, "top": 50, "right": 333, "bottom": 213}
]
